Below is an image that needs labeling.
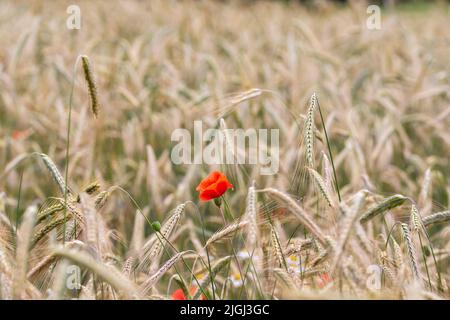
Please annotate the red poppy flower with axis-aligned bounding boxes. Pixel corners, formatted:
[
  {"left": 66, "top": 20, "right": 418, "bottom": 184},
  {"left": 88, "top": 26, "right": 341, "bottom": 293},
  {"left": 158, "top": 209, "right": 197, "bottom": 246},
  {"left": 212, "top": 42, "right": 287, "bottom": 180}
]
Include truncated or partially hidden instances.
[
  {"left": 171, "top": 286, "right": 206, "bottom": 300},
  {"left": 172, "top": 288, "right": 188, "bottom": 300},
  {"left": 196, "top": 171, "right": 233, "bottom": 202}
]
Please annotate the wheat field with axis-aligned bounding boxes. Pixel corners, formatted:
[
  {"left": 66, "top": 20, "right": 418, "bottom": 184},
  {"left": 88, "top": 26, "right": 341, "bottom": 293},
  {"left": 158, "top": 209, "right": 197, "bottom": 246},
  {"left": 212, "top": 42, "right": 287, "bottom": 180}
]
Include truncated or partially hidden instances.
[{"left": 0, "top": 0, "right": 449, "bottom": 300}]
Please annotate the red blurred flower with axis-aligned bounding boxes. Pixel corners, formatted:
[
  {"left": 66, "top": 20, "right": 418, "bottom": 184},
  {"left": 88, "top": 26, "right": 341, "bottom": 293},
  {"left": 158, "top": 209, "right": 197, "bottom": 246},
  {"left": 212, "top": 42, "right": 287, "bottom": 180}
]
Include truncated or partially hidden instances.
[
  {"left": 172, "top": 288, "right": 188, "bottom": 300},
  {"left": 12, "top": 129, "right": 28, "bottom": 141},
  {"left": 171, "top": 286, "right": 206, "bottom": 300},
  {"left": 318, "top": 272, "right": 332, "bottom": 288},
  {"left": 196, "top": 171, "right": 233, "bottom": 202},
  {"left": 272, "top": 207, "right": 287, "bottom": 220}
]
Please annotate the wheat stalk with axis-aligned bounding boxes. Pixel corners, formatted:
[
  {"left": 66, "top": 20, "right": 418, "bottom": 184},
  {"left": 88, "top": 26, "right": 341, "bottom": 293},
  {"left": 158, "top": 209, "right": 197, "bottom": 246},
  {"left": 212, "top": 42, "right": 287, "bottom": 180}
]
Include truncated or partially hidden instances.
[
  {"left": 140, "top": 251, "right": 188, "bottom": 294},
  {"left": 76, "top": 181, "right": 101, "bottom": 202},
  {"left": 258, "top": 188, "right": 328, "bottom": 245},
  {"left": 245, "top": 181, "right": 258, "bottom": 248},
  {"left": 27, "top": 253, "right": 56, "bottom": 280},
  {"left": 205, "top": 220, "right": 248, "bottom": 247},
  {"left": 192, "top": 255, "right": 231, "bottom": 300},
  {"left": 12, "top": 206, "right": 36, "bottom": 298},
  {"left": 52, "top": 246, "right": 139, "bottom": 298},
  {"left": 305, "top": 93, "right": 317, "bottom": 168},
  {"left": 307, "top": 167, "right": 334, "bottom": 207},
  {"left": 48, "top": 260, "right": 69, "bottom": 300},
  {"left": 36, "top": 201, "right": 64, "bottom": 224},
  {"left": 270, "top": 227, "right": 286, "bottom": 270},
  {"left": 79, "top": 193, "right": 98, "bottom": 248},
  {"left": 33, "top": 214, "right": 72, "bottom": 245},
  {"left": 330, "top": 191, "right": 366, "bottom": 273},
  {"left": 94, "top": 190, "right": 110, "bottom": 210},
  {"left": 422, "top": 211, "right": 450, "bottom": 227},
  {"left": 273, "top": 268, "right": 297, "bottom": 289},
  {"left": 139, "top": 203, "right": 185, "bottom": 270},
  {"left": 283, "top": 238, "right": 314, "bottom": 256},
  {"left": 391, "top": 238, "right": 404, "bottom": 272},
  {"left": 410, "top": 204, "right": 422, "bottom": 232},
  {"left": 122, "top": 256, "right": 135, "bottom": 277},
  {"left": 39, "top": 153, "right": 70, "bottom": 195},
  {"left": 400, "top": 223, "right": 421, "bottom": 282},
  {"left": 359, "top": 194, "right": 408, "bottom": 224}
]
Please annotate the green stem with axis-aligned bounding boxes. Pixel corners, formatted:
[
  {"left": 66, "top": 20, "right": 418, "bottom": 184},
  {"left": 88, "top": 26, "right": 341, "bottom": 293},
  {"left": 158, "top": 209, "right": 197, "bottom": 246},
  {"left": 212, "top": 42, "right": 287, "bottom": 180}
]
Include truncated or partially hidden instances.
[
  {"left": 220, "top": 195, "right": 264, "bottom": 299},
  {"left": 14, "top": 170, "right": 24, "bottom": 249},
  {"left": 63, "top": 55, "right": 82, "bottom": 244},
  {"left": 221, "top": 197, "right": 247, "bottom": 298},
  {"left": 316, "top": 99, "right": 341, "bottom": 202},
  {"left": 156, "top": 231, "right": 210, "bottom": 299},
  {"left": 418, "top": 231, "right": 432, "bottom": 290},
  {"left": 186, "top": 201, "right": 216, "bottom": 300}
]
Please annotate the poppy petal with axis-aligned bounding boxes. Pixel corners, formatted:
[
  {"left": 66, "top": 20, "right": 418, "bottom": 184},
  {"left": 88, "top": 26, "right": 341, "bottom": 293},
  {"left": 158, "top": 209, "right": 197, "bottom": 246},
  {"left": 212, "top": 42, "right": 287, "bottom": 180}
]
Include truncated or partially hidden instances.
[
  {"left": 196, "top": 171, "right": 232, "bottom": 202},
  {"left": 199, "top": 189, "right": 219, "bottom": 201},
  {"left": 171, "top": 288, "right": 187, "bottom": 300},
  {"left": 196, "top": 171, "right": 221, "bottom": 191}
]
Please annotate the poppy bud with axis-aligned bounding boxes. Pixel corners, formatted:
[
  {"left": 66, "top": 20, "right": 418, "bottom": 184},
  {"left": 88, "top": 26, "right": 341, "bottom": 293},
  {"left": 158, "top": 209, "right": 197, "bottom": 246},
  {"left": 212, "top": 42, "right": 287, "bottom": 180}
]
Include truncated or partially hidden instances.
[
  {"left": 214, "top": 197, "right": 222, "bottom": 207},
  {"left": 151, "top": 221, "right": 161, "bottom": 232}
]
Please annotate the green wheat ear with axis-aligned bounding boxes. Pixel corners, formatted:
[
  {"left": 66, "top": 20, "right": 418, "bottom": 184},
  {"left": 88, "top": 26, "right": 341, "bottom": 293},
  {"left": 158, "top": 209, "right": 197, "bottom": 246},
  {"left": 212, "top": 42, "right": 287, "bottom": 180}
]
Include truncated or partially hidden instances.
[{"left": 81, "top": 55, "right": 100, "bottom": 118}]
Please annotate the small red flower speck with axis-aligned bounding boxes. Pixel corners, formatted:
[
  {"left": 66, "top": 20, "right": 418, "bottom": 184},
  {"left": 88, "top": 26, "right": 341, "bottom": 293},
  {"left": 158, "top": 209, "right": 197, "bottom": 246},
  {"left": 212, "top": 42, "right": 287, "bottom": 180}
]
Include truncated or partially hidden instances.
[
  {"left": 12, "top": 129, "right": 27, "bottom": 141},
  {"left": 171, "top": 286, "right": 206, "bottom": 300},
  {"left": 318, "top": 272, "right": 332, "bottom": 288}
]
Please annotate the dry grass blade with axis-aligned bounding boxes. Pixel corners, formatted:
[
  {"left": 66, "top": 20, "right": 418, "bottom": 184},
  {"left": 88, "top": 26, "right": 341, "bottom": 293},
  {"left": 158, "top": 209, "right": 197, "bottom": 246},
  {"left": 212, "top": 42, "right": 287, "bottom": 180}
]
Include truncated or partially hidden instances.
[
  {"left": 0, "top": 243, "right": 12, "bottom": 277},
  {"left": 36, "top": 201, "right": 64, "bottom": 224},
  {"left": 307, "top": 167, "right": 334, "bottom": 207},
  {"left": 94, "top": 190, "right": 110, "bottom": 210},
  {"left": 27, "top": 253, "right": 56, "bottom": 280},
  {"left": 76, "top": 181, "right": 101, "bottom": 202},
  {"left": 400, "top": 223, "right": 421, "bottom": 282},
  {"left": 130, "top": 209, "right": 145, "bottom": 253},
  {"left": 122, "top": 256, "right": 135, "bottom": 277},
  {"left": 259, "top": 188, "right": 328, "bottom": 245},
  {"left": 205, "top": 220, "right": 248, "bottom": 247},
  {"left": 273, "top": 268, "right": 297, "bottom": 289},
  {"left": 410, "top": 204, "right": 422, "bottom": 232},
  {"left": 270, "top": 227, "right": 286, "bottom": 270},
  {"left": 305, "top": 93, "right": 317, "bottom": 168},
  {"left": 79, "top": 193, "right": 99, "bottom": 248},
  {"left": 38, "top": 153, "right": 70, "bottom": 195},
  {"left": 140, "top": 251, "right": 188, "bottom": 294},
  {"left": 48, "top": 260, "right": 69, "bottom": 300},
  {"left": 245, "top": 181, "right": 258, "bottom": 248},
  {"left": 192, "top": 255, "right": 231, "bottom": 300},
  {"left": 392, "top": 238, "right": 404, "bottom": 273},
  {"left": 12, "top": 206, "right": 36, "bottom": 299},
  {"left": 422, "top": 211, "right": 450, "bottom": 227},
  {"left": 33, "top": 215, "right": 71, "bottom": 245},
  {"left": 331, "top": 191, "right": 366, "bottom": 273},
  {"left": 52, "top": 246, "right": 139, "bottom": 298}
]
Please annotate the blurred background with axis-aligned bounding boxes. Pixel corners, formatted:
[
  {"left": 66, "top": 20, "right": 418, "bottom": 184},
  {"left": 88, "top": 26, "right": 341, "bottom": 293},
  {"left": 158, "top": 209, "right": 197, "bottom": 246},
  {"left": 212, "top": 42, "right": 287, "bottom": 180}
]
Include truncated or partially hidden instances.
[{"left": 0, "top": 0, "right": 449, "bottom": 283}]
